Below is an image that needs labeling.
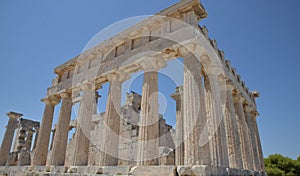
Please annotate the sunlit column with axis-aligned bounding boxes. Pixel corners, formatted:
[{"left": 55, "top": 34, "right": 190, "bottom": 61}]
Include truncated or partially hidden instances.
[
  {"left": 49, "top": 91, "right": 72, "bottom": 166},
  {"left": 71, "top": 81, "right": 95, "bottom": 166},
  {"left": 137, "top": 58, "right": 166, "bottom": 166},
  {"left": 31, "top": 96, "right": 59, "bottom": 166},
  {"left": 99, "top": 71, "right": 129, "bottom": 166},
  {"left": 0, "top": 112, "right": 22, "bottom": 165}
]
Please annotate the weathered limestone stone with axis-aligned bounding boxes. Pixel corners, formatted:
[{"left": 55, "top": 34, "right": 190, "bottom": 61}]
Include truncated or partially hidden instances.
[
  {"left": 233, "top": 93, "right": 253, "bottom": 170},
  {"left": 0, "top": 112, "right": 22, "bottom": 166},
  {"left": 182, "top": 51, "right": 210, "bottom": 166},
  {"left": 31, "top": 96, "right": 59, "bottom": 166},
  {"left": 49, "top": 92, "right": 72, "bottom": 166},
  {"left": 130, "top": 165, "right": 176, "bottom": 176},
  {"left": 137, "top": 58, "right": 166, "bottom": 166},
  {"left": 221, "top": 79, "right": 243, "bottom": 169},
  {"left": 95, "top": 166, "right": 131, "bottom": 175},
  {"left": 170, "top": 86, "right": 184, "bottom": 165},
  {"left": 99, "top": 71, "right": 129, "bottom": 166},
  {"left": 17, "top": 148, "right": 31, "bottom": 166},
  {"left": 71, "top": 81, "right": 95, "bottom": 166},
  {"left": 158, "top": 147, "right": 174, "bottom": 165},
  {"left": 205, "top": 66, "right": 229, "bottom": 167},
  {"left": 24, "top": 129, "right": 34, "bottom": 151},
  {"left": 244, "top": 105, "right": 260, "bottom": 171},
  {"left": 0, "top": 0, "right": 267, "bottom": 175},
  {"left": 252, "top": 110, "right": 265, "bottom": 171}
]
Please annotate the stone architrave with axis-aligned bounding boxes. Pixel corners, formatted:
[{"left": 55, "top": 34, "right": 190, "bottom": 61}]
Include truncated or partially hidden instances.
[
  {"left": 205, "top": 66, "right": 229, "bottom": 167},
  {"left": 49, "top": 92, "right": 72, "bottom": 166},
  {"left": 0, "top": 112, "right": 22, "bottom": 166},
  {"left": 137, "top": 58, "right": 166, "bottom": 166},
  {"left": 99, "top": 71, "right": 129, "bottom": 166},
  {"left": 71, "top": 81, "right": 95, "bottom": 166},
  {"left": 233, "top": 94, "right": 253, "bottom": 170},
  {"left": 31, "top": 96, "right": 59, "bottom": 166},
  {"left": 171, "top": 86, "right": 184, "bottom": 166},
  {"left": 221, "top": 79, "right": 243, "bottom": 169},
  {"left": 182, "top": 51, "right": 210, "bottom": 166}
]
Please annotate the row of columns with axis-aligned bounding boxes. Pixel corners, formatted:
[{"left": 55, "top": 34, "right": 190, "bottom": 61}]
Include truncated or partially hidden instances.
[
  {"left": 30, "top": 57, "right": 166, "bottom": 167},
  {"left": 172, "top": 53, "right": 264, "bottom": 171},
  {"left": 1, "top": 55, "right": 264, "bottom": 171}
]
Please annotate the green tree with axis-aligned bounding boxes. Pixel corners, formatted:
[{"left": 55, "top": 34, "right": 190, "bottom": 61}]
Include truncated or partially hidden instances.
[{"left": 264, "top": 154, "right": 300, "bottom": 176}]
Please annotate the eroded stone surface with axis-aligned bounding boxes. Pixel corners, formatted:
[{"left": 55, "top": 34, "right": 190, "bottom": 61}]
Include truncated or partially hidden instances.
[{"left": 0, "top": 0, "right": 266, "bottom": 175}]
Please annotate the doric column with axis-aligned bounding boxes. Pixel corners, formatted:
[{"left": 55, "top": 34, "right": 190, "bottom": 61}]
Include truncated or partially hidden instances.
[
  {"left": 31, "top": 96, "right": 59, "bottom": 166},
  {"left": 24, "top": 129, "right": 35, "bottom": 151},
  {"left": 182, "top": 52, "right": 210, "bottom": 165},
  {"left": 251, "top": 110, "right": 265, "bottom": 171},
  {"left": 233, "top": 94, "right": 253, "bottom": 170},
  {"left": 49, "top": 92, "right": 72, "bottom": 166},
  {"left": 220, "top": 79, "right": 243, "bottom": 169},
  {"left": 137, "top": 58, "right": 166, "bottom": 166},
  {"left": 99, "top": 71, "right": 129, "bottom": 166},
  {"left": 71, "top": 81, "right": 95, "bottom": 166},
  {"left": 244, "top": 105, "right": 260, "bottom": 171},
  {"left": 205, "top": 66, "right": 229, "bottom": 167},
  {"left": 171, "top": 86, "right": 184, "bottom": 165},
  {"left": 0, "top": 112, "right": 22, "bottom": 166}
]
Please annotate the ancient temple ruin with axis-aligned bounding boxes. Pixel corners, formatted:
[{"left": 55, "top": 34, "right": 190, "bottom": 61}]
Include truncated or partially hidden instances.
[{"left": 0, "top": 0, "right": 266, "bottom": 175}]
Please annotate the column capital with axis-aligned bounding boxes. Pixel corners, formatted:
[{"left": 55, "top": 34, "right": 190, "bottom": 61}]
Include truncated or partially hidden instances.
[
  {"left": 6, "top": 111, "right": 23, "bottom": 120},
  {"left": 139, "top": 57, "right": 166, "bottom": 71},
  {"left": 251, "top": 91, "right": 260, "bottom": 98},
  {"left": 106, "top": 70, "right": 130, "bottom": 82},
  {"left": 220, "top": 78, "right": 235, "bottom": 91},
  {"left": 205, "top": 65, "right": 222, "bottom": 76},
  {"left": 244, "top": 105, "right": 255, "bottom": 113},
  {"left": 80, "top": 80, "right": 95, "bottom": 91},
  {"left": 233, "top": 93, "right": 245, "bottom": 104},
  {"left": 245, "top": 106, "right": 259, "bottom": 117},
  {"left": 170, "top": 86, "right": 183, "bottom": 101},
  {"left": 226, "top": 78, "right": 236, "bottom": 91},
  {"left": 41, "top": 96, "right": 60, "bottom": 105},
  {"left": 60, "top": 92, "right": 71, "bottom": 99}
]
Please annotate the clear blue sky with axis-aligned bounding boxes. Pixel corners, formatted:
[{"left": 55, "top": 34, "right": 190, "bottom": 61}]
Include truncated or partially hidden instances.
[{"left": 0, "top": 0, "right": 299, "bottom": 160}]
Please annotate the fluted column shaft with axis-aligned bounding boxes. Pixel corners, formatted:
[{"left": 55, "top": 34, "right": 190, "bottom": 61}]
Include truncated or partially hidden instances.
[
  {"left": 137, "top": 58, "right": 165, "bottom": 166},
  {"left": 233, "top": 95, "right": 253, "bottom": 170},
  {"left": 205, "top": 66, "right": 229, "bottom": 167},
  {"left": 31, "top": 97, "right": 59, "bottom": 166},
  {"left": 0, "top": 114, "right": 20, "bottom": 165},
  {"left": 183, "top": 53, "right": 210, "bottom": 165},
  {"left": 99, "top": 72, "right": 128, "bottom": 166},
  {"left": 49, "top": 92, "right": 72, "bottom": 166},
  {"left": 244, "top": 106, "right": 260, "bottom": 171},
  {"left": 171, "top": 86, "right": 184, "bottom": 165},
  {"left": 72, "top": 82, "right": 95, "bottom": 166},
  {"left": 221, "top": 80, "right": 243, "bottom": 169},
  {"left": 252, "top": 112, "right": 265, "bottom": 171}
]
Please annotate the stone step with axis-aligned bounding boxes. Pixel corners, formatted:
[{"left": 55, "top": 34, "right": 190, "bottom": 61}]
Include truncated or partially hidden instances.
[{"left": 0, "top": 165, "right": 266, "bottom": 176}]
